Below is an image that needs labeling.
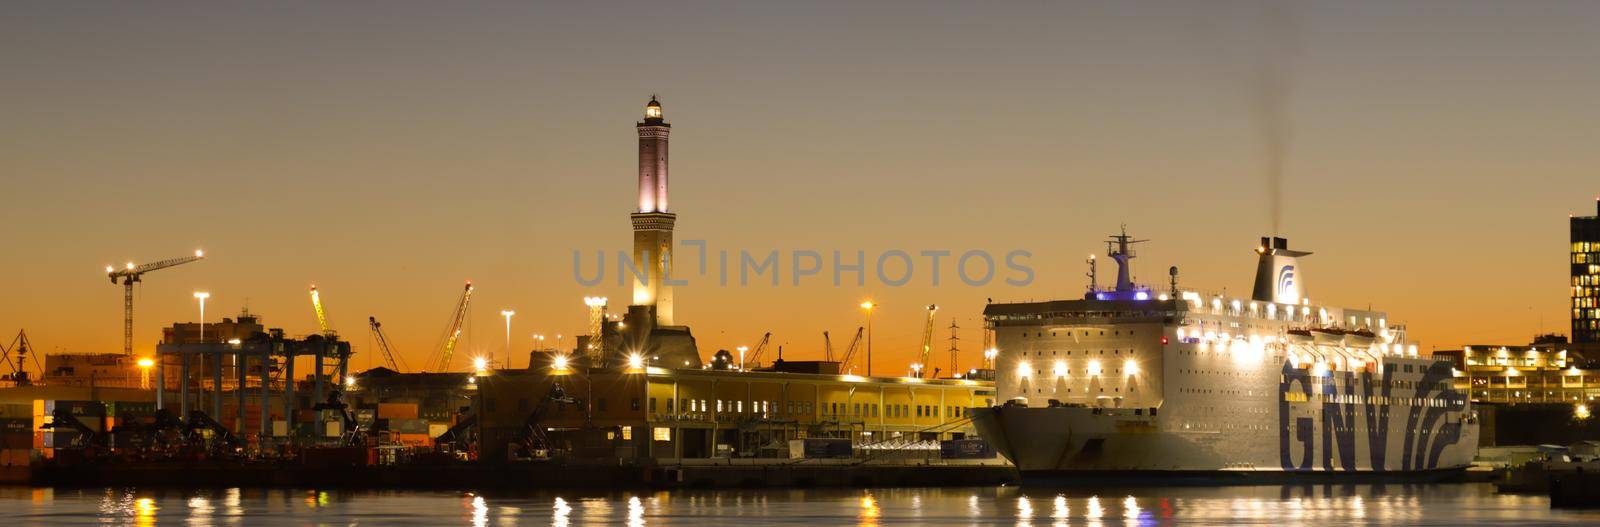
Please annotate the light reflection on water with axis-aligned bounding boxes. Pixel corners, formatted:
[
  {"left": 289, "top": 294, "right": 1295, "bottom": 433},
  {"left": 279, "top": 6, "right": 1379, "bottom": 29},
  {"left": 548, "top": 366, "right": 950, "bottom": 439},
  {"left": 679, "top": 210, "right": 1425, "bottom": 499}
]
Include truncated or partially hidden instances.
[{"left": 0, "top": 483, "right": 1597, "bottom": 525}]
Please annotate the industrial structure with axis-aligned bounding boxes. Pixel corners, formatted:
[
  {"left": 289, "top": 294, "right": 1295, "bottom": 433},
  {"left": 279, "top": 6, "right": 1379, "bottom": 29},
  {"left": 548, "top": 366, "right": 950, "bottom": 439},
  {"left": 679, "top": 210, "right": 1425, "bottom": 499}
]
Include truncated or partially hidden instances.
[{"left": 474, "top": 362, "right": 992, "bottom": 462}]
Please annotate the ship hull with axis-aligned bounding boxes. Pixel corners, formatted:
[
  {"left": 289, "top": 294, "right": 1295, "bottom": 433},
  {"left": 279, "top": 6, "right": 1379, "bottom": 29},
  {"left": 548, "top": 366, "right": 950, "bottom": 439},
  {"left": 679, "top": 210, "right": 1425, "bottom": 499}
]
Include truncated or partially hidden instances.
[{"left": 973, "top": 399, "right": 1479, "bottom": 485}]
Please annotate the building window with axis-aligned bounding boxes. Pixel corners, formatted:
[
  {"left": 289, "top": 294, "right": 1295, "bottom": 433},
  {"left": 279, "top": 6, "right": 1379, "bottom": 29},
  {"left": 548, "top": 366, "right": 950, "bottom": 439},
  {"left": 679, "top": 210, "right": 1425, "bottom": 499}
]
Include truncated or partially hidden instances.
[
  {"left": 649, "top": 398, "right": 657, "bottom": 412},
  {"left": 598, "top": 398, "right": 607, "bottom": 411},
  {"left": 653, "top": 427, "right": 671, "bottom": 441},
  {"left": 631, "top": 397, "right": 641, "bottom": 411},
  {"left": 621, "top": 426, "right": 632, "bottom": 440}
]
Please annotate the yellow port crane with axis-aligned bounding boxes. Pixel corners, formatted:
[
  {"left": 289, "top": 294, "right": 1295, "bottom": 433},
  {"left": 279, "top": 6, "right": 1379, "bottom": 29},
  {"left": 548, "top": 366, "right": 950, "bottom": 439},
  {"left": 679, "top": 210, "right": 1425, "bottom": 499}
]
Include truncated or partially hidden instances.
[
  {"left": 917, "top": 304, "right": 939, "bottom": 378},
  {"left": 308, "top": 284, "right": 353, "bottom": 385},
  {"left": 105, "top": 250, "right": 205, "bottom": 355},
  {"left": 368, "top": 316, "right": 406, "bottom": 372},
  {"left": 309, "top": 285, "right": 335, "bottom": 338},
  {"left": 433, "top": 281, "right": 474, "bottom": 372}
]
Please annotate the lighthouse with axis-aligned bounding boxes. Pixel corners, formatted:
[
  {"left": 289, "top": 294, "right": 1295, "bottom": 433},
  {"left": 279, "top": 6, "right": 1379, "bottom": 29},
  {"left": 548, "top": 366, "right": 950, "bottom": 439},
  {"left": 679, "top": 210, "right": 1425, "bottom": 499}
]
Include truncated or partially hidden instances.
[{"left": 631, "top": 96, "right": 675, "bottom": 326}]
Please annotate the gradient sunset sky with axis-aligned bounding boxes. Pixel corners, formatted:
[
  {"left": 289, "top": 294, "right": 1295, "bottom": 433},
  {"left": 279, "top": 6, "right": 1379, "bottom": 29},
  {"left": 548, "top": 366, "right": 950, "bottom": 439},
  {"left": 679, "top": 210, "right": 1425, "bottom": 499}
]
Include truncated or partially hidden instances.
[{"left": 4, "top": 1, "right": 1598, "bottom": 375}]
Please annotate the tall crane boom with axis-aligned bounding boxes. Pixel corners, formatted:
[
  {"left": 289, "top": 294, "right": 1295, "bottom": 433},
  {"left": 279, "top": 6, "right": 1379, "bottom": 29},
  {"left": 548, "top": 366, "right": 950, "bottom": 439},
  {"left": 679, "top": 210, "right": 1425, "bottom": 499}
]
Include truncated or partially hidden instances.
[
  {"left": 368, "top": 316, "right": 406, "bottom": 372},
  {"left": 918, "top": 304, "right": 938, "bottom": 378},
  {"left": 837, "top": 327, "right": 864, "bottom": 373},
  {"left": 433, "top": 281, "right": 474, "bottom": 372},
  {"left": 105, "top": 250, "right": 205, "bottom": 355},
  {"left": 309, "top": 285, "right": 334, "bottom": 338},
  {"left": 746, "top": 332, "right": 772, "bottom": 368}
]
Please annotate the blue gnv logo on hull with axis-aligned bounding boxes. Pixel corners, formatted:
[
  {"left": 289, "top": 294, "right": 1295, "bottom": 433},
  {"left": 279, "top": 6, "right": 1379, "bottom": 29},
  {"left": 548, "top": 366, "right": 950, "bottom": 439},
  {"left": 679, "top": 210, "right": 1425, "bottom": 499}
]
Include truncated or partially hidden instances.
[
  {"left": 1276, "top": 265, "right": 1296, "bottom": 293},
  {"left": 1278, "top": 361, "right": 1465, "bottom": 471}
]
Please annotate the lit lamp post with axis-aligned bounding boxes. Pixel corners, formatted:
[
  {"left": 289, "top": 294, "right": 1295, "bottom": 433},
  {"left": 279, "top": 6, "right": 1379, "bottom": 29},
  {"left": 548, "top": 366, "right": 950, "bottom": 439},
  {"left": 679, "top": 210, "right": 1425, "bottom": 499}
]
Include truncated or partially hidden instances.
[
  {"left": 500, "top": 309, "right": 515, "bottom": 369},
  {"left": 984, "top": 348, "right": 998, "bottom": 370},
  {"left": 860, "top": 300, "right": 876, "bottom": 377},
  {"left": 737, "top": 346, "right": 749, "bottom": 371},
  {"left": 910, "top": 363, "right": 923, "bottom": 378},
  {"left": 193, "top": 292, "right": 210, "bottom": 343}
]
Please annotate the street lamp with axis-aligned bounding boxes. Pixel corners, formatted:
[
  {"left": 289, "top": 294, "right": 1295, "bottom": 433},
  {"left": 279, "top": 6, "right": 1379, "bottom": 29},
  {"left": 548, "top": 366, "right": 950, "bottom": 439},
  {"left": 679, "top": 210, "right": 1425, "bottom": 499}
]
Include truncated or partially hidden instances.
[
  {"left": 500, "top": 309, "right": 515, "bottom": 369},
  {"left": 860, "top": 300, "right": 876, "bottom": 377},
  {"left": 910, "top": 363, "right": 923, "bottom": 378},
  {"left": 193, "top": 291, "right": 210, "bottom": 343},
  {"left": 984, "top": 347, "right": 999, "bottom": 369},
  {"left": 737, "top": 346, "right": 749, "bottom": 371}
]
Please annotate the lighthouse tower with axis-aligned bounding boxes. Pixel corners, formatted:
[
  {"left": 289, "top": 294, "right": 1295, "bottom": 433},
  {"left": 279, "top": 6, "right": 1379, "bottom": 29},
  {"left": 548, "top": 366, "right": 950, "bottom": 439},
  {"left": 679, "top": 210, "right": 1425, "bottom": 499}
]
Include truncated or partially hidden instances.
[{"left": 631, "top": 96, "right": 675, "bottom": 326}]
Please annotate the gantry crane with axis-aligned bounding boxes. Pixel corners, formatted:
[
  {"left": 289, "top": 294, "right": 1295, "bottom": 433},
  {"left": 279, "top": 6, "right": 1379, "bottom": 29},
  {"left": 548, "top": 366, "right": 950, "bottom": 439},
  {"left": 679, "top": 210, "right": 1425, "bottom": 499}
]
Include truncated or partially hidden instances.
[
  {"left": 433, "top": 281, "right": 474, "bottom": 372},
  {"left": 106, "top": 250, "right": 205, "bottom": 355},
  {"left": 917, "top": 304, "right": 939, "bottom": 377},
  {"left": 368, "top": 317, "right": 406, "bottom": 372},
  {"left": 836, "top": 327, "right": 864, "bottom": 373}
]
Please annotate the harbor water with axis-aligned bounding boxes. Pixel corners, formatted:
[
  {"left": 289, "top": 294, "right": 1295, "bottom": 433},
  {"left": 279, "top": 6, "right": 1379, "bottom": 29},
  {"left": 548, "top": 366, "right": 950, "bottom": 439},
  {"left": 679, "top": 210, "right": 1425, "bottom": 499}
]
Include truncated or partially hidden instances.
[{"left": 1, "top": 483, "right": 1596, "bottom": 525}]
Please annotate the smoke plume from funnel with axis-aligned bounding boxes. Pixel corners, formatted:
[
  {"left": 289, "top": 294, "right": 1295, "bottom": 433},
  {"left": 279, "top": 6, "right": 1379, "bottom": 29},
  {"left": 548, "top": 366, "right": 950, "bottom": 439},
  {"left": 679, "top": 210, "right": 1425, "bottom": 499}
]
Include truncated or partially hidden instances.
[{"left": 1248, "top": 1, "right": 1298, "bottom": 236}]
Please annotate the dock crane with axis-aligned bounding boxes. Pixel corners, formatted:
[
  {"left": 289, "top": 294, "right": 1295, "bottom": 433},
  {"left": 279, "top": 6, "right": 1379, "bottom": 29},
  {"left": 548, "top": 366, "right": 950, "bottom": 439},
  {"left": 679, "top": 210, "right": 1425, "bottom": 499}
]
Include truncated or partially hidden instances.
[
  {"left": 368, "top": 317, "right": 406, "bottom": 372},
  {"left": 105, "top": 250, "right": 205, "bottom": 355},
  {"left": 917, "top": 304, "right": 939, "bottom": 378},
  {"left": 822, "top": 331, "right": 834, "bottom": 361},
  {"left": 836, "top": 327, "right": 864, "bottom": 373},
  {"left": 309, "top": 285, "right": 335, "bottom": 338},
  {"left": 745, "top": 332, "right": 772, "bottom": 369},
  {"left": 308, "top": 285, "right": 352, "bottom": 384},
  {"left": 433, "top": 281, "right": 474, "bottom": 372}
]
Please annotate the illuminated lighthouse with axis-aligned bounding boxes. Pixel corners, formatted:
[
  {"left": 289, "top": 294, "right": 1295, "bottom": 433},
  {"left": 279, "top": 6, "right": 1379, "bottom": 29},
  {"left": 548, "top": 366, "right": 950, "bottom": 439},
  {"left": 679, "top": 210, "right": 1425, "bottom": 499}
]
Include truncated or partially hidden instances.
[{"left": 631, "top": 96, "right": 675, "bottom": 325}]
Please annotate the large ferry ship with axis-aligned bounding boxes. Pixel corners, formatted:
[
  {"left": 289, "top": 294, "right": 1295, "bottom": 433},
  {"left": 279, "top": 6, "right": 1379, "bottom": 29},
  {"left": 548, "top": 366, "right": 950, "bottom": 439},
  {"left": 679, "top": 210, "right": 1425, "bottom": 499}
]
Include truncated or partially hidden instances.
[{"left": 971, "top": 231, "right": 1478, "bottom": 483}]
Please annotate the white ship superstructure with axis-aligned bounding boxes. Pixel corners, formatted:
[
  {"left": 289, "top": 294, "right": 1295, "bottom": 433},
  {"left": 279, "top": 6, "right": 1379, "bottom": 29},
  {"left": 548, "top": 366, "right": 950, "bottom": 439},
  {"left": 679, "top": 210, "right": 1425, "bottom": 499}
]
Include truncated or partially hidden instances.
[{"left": 971, "top": 232, "right": 1478, "bottom": 481}]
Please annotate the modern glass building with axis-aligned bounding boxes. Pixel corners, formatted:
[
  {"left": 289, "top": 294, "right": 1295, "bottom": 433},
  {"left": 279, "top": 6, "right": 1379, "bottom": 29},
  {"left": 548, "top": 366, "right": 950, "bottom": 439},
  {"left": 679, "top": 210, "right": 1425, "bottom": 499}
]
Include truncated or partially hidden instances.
[{"left": 1575, "top": 199, "right": 1600, "bottom": 350}]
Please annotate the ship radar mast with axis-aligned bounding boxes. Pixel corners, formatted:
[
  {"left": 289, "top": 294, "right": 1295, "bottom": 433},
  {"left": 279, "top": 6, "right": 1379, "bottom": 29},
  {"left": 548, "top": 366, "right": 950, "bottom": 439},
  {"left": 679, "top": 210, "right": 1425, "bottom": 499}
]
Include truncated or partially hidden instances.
[
  {"left": 1087, "top": 226, "right": 1155, "bottom": 301},
  {"left": 1106, "top": 225, "right": 1148, "bottom": 292}
]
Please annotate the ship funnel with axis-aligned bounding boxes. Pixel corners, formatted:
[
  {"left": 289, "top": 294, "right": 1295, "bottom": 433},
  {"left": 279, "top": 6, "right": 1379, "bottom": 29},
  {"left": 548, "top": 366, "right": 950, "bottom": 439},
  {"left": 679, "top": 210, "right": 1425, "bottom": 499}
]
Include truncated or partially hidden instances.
[{"left": 1251, "top": 236, "right": 1312, "bottom": 304}]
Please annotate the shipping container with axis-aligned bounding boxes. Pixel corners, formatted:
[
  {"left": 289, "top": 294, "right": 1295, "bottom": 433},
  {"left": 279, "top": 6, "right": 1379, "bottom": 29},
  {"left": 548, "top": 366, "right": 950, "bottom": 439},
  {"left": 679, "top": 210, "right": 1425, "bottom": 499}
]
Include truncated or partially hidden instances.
[
  {"left": 394, "top": 433, "right": 431, "bottom": 447},
  {"left": 391, "top": 418, "right": 428, "bottom": 434},
  {"left": 0, "top": 448, "right": 31, "bottom": 467},
  {"left": 0, "top": 418, "right": 29, "bottom": 435},
  {"left": 376, "top": 403, "right": 418, "bottom": 420},
  {"left": 106, "top": 401, "right": 156, "bottom": 419},
  {"left": 41, "top": 431, "right": 80, "bottom": 449},
  {"left": 0, "top": 404, "right": 30, "bottom": 419},
  {"left": 43, "top": 400, "right": 107, "bottom": 417}
]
